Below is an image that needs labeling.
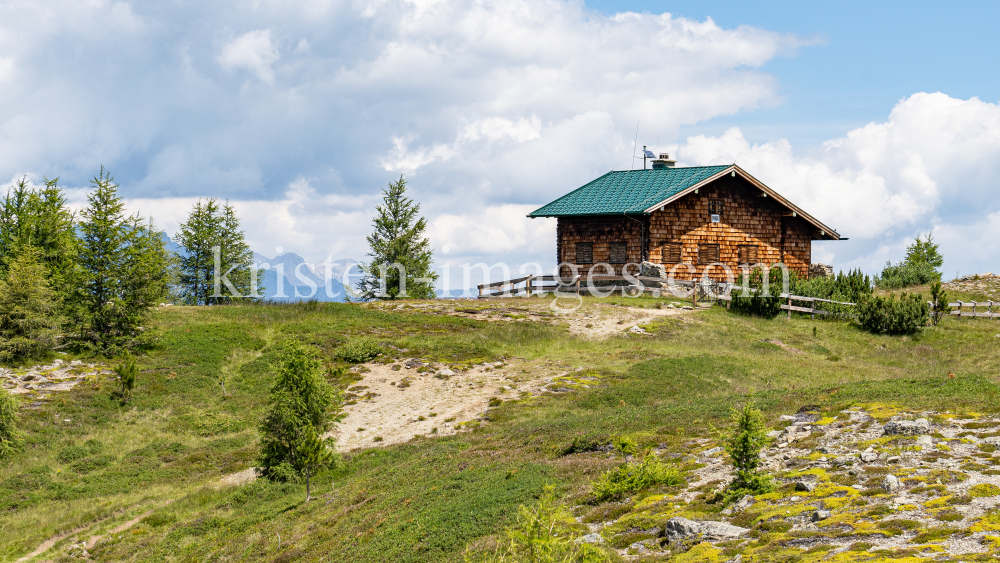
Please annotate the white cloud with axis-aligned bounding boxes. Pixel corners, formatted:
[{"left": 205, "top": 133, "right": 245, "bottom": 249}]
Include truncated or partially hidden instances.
[
  {"left": 669, "top": 93, "right": 1000, "bottom": 277},
  {"left": 218, "top": 29, "right": 280, "bottom": 83}
]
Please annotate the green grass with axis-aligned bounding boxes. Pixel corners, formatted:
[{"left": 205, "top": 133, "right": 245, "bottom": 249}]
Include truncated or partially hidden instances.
[{"left": 1, "top": 299, "right": 1000, "bottom": 561}]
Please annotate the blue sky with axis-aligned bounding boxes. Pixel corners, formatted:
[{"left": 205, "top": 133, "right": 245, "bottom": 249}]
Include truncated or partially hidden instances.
[
  {"left": 594, "top": 1, "right": 1000, "bottom": 147},
  {"left": 1, "top": 0, "right": 998, "bottom": 285}
]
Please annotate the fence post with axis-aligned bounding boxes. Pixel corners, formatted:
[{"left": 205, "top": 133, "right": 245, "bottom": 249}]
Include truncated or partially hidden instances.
[
  {"left": 526, "top": 276, "right": 533, "bottom": 298},
  {"left": 787, "top": 295, "right": 792, "bottom": 320},
  {"left": 478, "top": 284, "right": 483, "bottom": 299},
  {"left": 972, "top": 301, "right": 977, "bottom": 319},
  {"left": 957, "top": 300, "right": 963, "bottom": 317}
]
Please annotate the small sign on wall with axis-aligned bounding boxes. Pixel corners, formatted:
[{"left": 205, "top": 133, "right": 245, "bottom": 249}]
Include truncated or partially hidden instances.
[{"left": 711, "top": 214, "right": 720, "bottom": 223}]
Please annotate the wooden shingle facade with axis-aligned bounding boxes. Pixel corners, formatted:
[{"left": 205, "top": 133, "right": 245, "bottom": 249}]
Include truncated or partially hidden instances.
[{"left": 529, "top": 163, "right": 842, "bottom": 281}]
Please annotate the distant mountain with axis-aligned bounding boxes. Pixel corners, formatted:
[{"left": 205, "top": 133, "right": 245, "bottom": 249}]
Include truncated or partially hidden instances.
[{"left": 253, "top": 253, "right": 361, "bottom": 303}]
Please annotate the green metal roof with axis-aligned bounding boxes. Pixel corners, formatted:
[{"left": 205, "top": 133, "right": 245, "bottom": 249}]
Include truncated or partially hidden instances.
[{"left": 527, "top": 165, "right": 731, "bottom": 217}]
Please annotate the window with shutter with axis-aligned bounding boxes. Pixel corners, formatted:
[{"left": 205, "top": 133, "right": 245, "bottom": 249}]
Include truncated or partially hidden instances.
[
  {"left": 575, "top": 242, "right": 593, "bottom": 264},
  {"left": 698, "top": 243, "right": 719, "bottom": 265},
  {"left": 708, "top": 199, "right": 722, "bottom": 215},
  {"left": 738, "top": 245, "right": 758, "bottom": 265},
  {"left": 609, "top": 241, "right": 627, "bottom": 264},
  {"left": 661, "top": 243, "right": 682, "bottom": 263}
]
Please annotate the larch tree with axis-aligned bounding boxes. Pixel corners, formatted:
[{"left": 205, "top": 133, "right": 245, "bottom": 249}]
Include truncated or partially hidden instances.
[
  {"left": 0, "top": 249, "right": 62, "bottom": 362},
  {"left": 356, "top": 176, "right": 437, "bottom": 300}
]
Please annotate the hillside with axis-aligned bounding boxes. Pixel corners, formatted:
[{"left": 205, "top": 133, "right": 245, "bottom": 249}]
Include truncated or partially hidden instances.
[{"left": 3, "top": 285, "right": 1000, "bottom": 562}]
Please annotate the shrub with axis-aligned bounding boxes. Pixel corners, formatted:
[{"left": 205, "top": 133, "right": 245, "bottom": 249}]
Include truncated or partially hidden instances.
[
  {"left": 466, "top": 486, "right": 612, "bottom": 563},
  {"left": 877, "top": 260, "right": 940, "bottom": 289},
  {"left": 730, "top": 267, "right": 784, "bottom": 319},
  {"left": 591, "top": 453, "right": 683, "bottom": 502},
  {"left": 856, "top": 293, "right": 929, "bottom": 335},
  {"left": 0, "top": 391, "right": 24, "bottom": 459},
  {"left": 724, "top": 400, "right": 774, "bottom": 500},
  {"left": 334, "top": 337, "right": 381, "bottom": 363},
  {"left": 115, "top": 356, "right": 138, "bottom": 404},
  {"left": 793, "top": 268, "right": 873, "bottom": 318}
]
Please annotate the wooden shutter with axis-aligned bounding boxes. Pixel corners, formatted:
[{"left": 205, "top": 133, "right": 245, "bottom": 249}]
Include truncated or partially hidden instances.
[
  {"left": 575, "top": 242, "right": 593, "bottom": 264},
  {"left": 698, "top": 243, "right": 719, "bottom": 265},
  {"left": 609, "top": 241, "right": 627, "bottom": 264},
  {"left": 661, "top": 243, "right": 681, "bottom": 263},
  {"left": 738, "top": 245, "right": 758, "bottom": 265}
]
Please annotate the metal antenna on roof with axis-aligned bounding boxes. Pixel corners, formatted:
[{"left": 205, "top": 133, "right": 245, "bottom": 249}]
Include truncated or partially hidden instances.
[{"left": 630, "top": 119, "right": 639, "bottom": 170}]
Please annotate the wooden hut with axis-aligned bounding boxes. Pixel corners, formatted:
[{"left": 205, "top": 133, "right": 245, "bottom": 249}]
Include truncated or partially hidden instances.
[{"left": 528, "top": 158, "right": 843, "bottom": 281}]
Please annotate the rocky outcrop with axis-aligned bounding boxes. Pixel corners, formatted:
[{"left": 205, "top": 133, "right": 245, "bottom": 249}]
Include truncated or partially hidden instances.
[
  {"left": 663, "top": 517, "right": 749, "bottom": 542},
  {"left": 883, "top": 418, "right": 930, "bottom": 436}
]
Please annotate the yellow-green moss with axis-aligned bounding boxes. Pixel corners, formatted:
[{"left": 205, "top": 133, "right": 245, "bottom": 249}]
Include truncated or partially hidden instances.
[
  {"left": 671, "top": 543, "right": 724, "bottom": 563},
  {"left": 969, "top": 483, "right": 1000, "bottom": 498}
]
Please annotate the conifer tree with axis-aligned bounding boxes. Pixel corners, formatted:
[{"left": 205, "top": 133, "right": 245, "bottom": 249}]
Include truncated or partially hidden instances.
[
  {"left": 0, "top": 177, "right": 79, "bottom": 296},
  {"left": 175, "top": 199, "right": 257, "bottom": 304},
  {"left": 357, "top": 176, "right": 437, "bottom": 300},
  {"left": 74, "top": 167, "right": 170, "bottom": 353},
  {"left": 258, "top": 344, "right": 335, "bottom": 482},
  {"left": 296, "top": 425, "right": 333, "bottom": 501},
  {"left": 0, "top": 249, "right": 62, "bottom": 362}
]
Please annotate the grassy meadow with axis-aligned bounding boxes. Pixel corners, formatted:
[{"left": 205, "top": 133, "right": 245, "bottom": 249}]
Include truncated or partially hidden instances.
[{"left": 3, "top": 287, "right": 1000, "bottom": 562}]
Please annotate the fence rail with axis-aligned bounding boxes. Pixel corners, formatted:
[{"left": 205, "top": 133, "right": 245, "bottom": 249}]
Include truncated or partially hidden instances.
[{"left": 478, "top": 276, "right": 1000, "bottom": 322}]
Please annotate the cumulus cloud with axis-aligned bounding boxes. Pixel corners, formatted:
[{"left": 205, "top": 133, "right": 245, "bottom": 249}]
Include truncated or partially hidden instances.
[
  {"left": 668, "top": 92, "right": 1000, "bottom": 277},
  {"left": 218, "top": 30, "right": 280, "bottom": 84}
]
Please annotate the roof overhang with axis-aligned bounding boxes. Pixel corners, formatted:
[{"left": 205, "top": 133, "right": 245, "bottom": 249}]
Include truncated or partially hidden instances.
[{"left": 642, "top": 165, "right": 843, "bottom": 241}]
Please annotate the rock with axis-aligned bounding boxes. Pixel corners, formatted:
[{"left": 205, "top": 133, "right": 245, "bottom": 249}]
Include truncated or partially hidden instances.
[
  {"left": 628, "top": 541, "right": 652, "bottom": 555},
  {"left": 915, "top": 435, "right": 933, "bottom": 447},
  {"left": 699, "top": 521, "right": 750, "bottom": 540},
  {"left": 725, "top": 555, "right": 743, "bottom": 563},
  {"left": 767, "top": 430, "right": 782, "bottom": 438},
  {"left": 882, "top": 475, "right": 900, "bottom": 493},
  {"left": 639, "top": 261, "right": 667, "bottom": 279},
  {"left": 984, "top": 436, "right": 1000, "bottom": 447},
  {"left": 437, "top": 368, "right": 456, "bottom": 377},
  {"left": 664, "top": 517, "right": 702, "bottom": 541},
  {"left": 576, "top": 533, "right": 605, "bottom": 544},
  {"left": 811, "top": 510, "right": 831, "bottom": 522},
  {"left": 795, "top": 481, "right": 816, "bottom": 492},
  {"left": 887, "top": 456, "right": 901, "bottom": 464},
  {"left": 733, "top": 495, "right": 755, "bottom": 511},
  {"left": 833, "top": 455, "right": 855, "bottom": 467},
  {"left": 883, "top": 418, "right": 930, "bottom": 436},
  {"left": 860, "top": 452, "right": 878, "bottom": 463},
  {"left": 779, "top": 415, "right": 796, "bottom": 421},
  {"left": 629, "top": 325, "right": 646, "bottom": 334},
  {"left": 702, "top": 447, "right": 723, "bottom": 457},
  {"left": 809, "top": 263, "right": 834, "bottom": 278}
]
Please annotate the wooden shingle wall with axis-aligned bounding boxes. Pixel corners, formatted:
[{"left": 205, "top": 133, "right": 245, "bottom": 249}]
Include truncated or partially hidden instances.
[
  {"left": 555, "top": 216, "right": 644, "bottom": 276},
  {"left": 555, "top": 175, "right": 816, "bottom": 281}
]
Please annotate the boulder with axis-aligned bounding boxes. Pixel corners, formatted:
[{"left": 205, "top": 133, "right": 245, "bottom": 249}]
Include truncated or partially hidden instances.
[
  {"left": 664, "top": 517, "right": 702, "bottom": 541},
  {"left": 733, "top": 495, "right": 755, "bottom": 512},
  {"left": 576, "top": 533, "right": 605, "bottom": 544},
  {"left": 859, "top": 452, "right": 878, "bottom": 463},
  {"left": 699, "top": 521, "right": 750, "bottom": 540},
  {"left": 915, "top": 435, "right": 933, "bottom": 447},
  {"left": 639, "top": 261, "right": 667, "bottom": 279},
  {"left": 795, "top": 481, "right": 816, "bottom": 492},
  {"left": 811, "top": 510, "right": 831, "bottom": 522},
  {"left": 883, "top": 419, "right": 930, "bottom": 436},
  {"left": 664, "top": 517, "right": 749, "bottom": 542},
  {"left": 882, "top": 475, "right": 900, "bottom": 493}
]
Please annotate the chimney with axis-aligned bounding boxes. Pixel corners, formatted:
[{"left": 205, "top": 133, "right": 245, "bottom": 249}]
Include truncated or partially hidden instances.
[{"left": 651, "top": 153, "right": 676, "bottom": 169}]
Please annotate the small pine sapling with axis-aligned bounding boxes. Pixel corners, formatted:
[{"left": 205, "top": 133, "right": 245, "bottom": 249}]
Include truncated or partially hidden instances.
[
  {"left": 724, "top": 399, "right": 774, "bottom": 500},
  {"left": 296, "top": 425, "right": 333, "bottom": 502},
  {"left": 115, "top": 356, "right": 138, "bottom": 403},
  {"left": 930, "top": 281, "right": 951, "bottom": 327},
  {"left": 611, "top": 435, "right": 637, "bottom": 460},
  {"left": 0, "top": 391, "right": 24, "bottom": 459}
]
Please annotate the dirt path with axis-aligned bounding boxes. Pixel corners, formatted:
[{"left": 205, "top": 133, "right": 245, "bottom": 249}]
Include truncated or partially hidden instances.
[{"left": 565, "top": 304, "right": 696, "bottom": 339}]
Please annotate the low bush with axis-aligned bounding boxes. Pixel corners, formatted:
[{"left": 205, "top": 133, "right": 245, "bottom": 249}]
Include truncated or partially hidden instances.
[
  {"left": 467, "top": 487, "right": 611, "bottom": 563},
  {"left": 334, "top": 337, "right": 381, "bottom": 363},
  {"left": 0, "top": 392, "right": 24, "bottom": 459},
  {"left": 877, "top": 260, "right": 940, "bottom": 289},
  {"left": 591, "top": 453, "right": 683, "bottom": 502},
  {"left": 793, "top": 268, "right": 873, "bottom": 319},
  {"left": 856, "top": 293, "right": 929, "bottom": 335},
  {"left": 730, "top": 267, "right": 784, "bottom": 319}
]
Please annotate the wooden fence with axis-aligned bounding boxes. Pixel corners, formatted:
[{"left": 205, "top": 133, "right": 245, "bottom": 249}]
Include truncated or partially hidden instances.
[
  {"left": 478, "top": 276, "right": 1000, "bottom": 322},
  {"left": 938, "top": 301, "right": 1000, "bottom": 319}
]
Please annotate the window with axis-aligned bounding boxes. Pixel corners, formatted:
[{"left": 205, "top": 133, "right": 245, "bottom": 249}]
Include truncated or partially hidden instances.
[
  {"left": 738, "top": 245, "right": 758, "bottom": 265},
  {"left": 609, "top": 241, "right": 627, "bottom": 264},
  {"left": 661, "top": 243, "right": 682, "bottom": 263},
  {"left": 575, "top": 242, "right": 593, "bottom": 264},
  {"left": 708, "top": 198, "right": 722, "bottom": 215},
  {"left": 698, "top": 243, "right": 719, "bottom": 265}
]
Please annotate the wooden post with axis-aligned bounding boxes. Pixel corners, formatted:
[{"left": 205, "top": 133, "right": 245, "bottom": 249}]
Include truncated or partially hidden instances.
[
  {"left": 787, "top": 295, "right": 792, "bottom": 320},
  {"left": 691, "top": 284, "right": 698, "bottom": 307},
  {"left": 957, "top": 300, "right": 963, "bottom": 317},
  {"left": 972, "top": 301, "right": 977, "bottom": 319},
  {"left": 478, "top": 284, "right": 483, "bottom": 299}
]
